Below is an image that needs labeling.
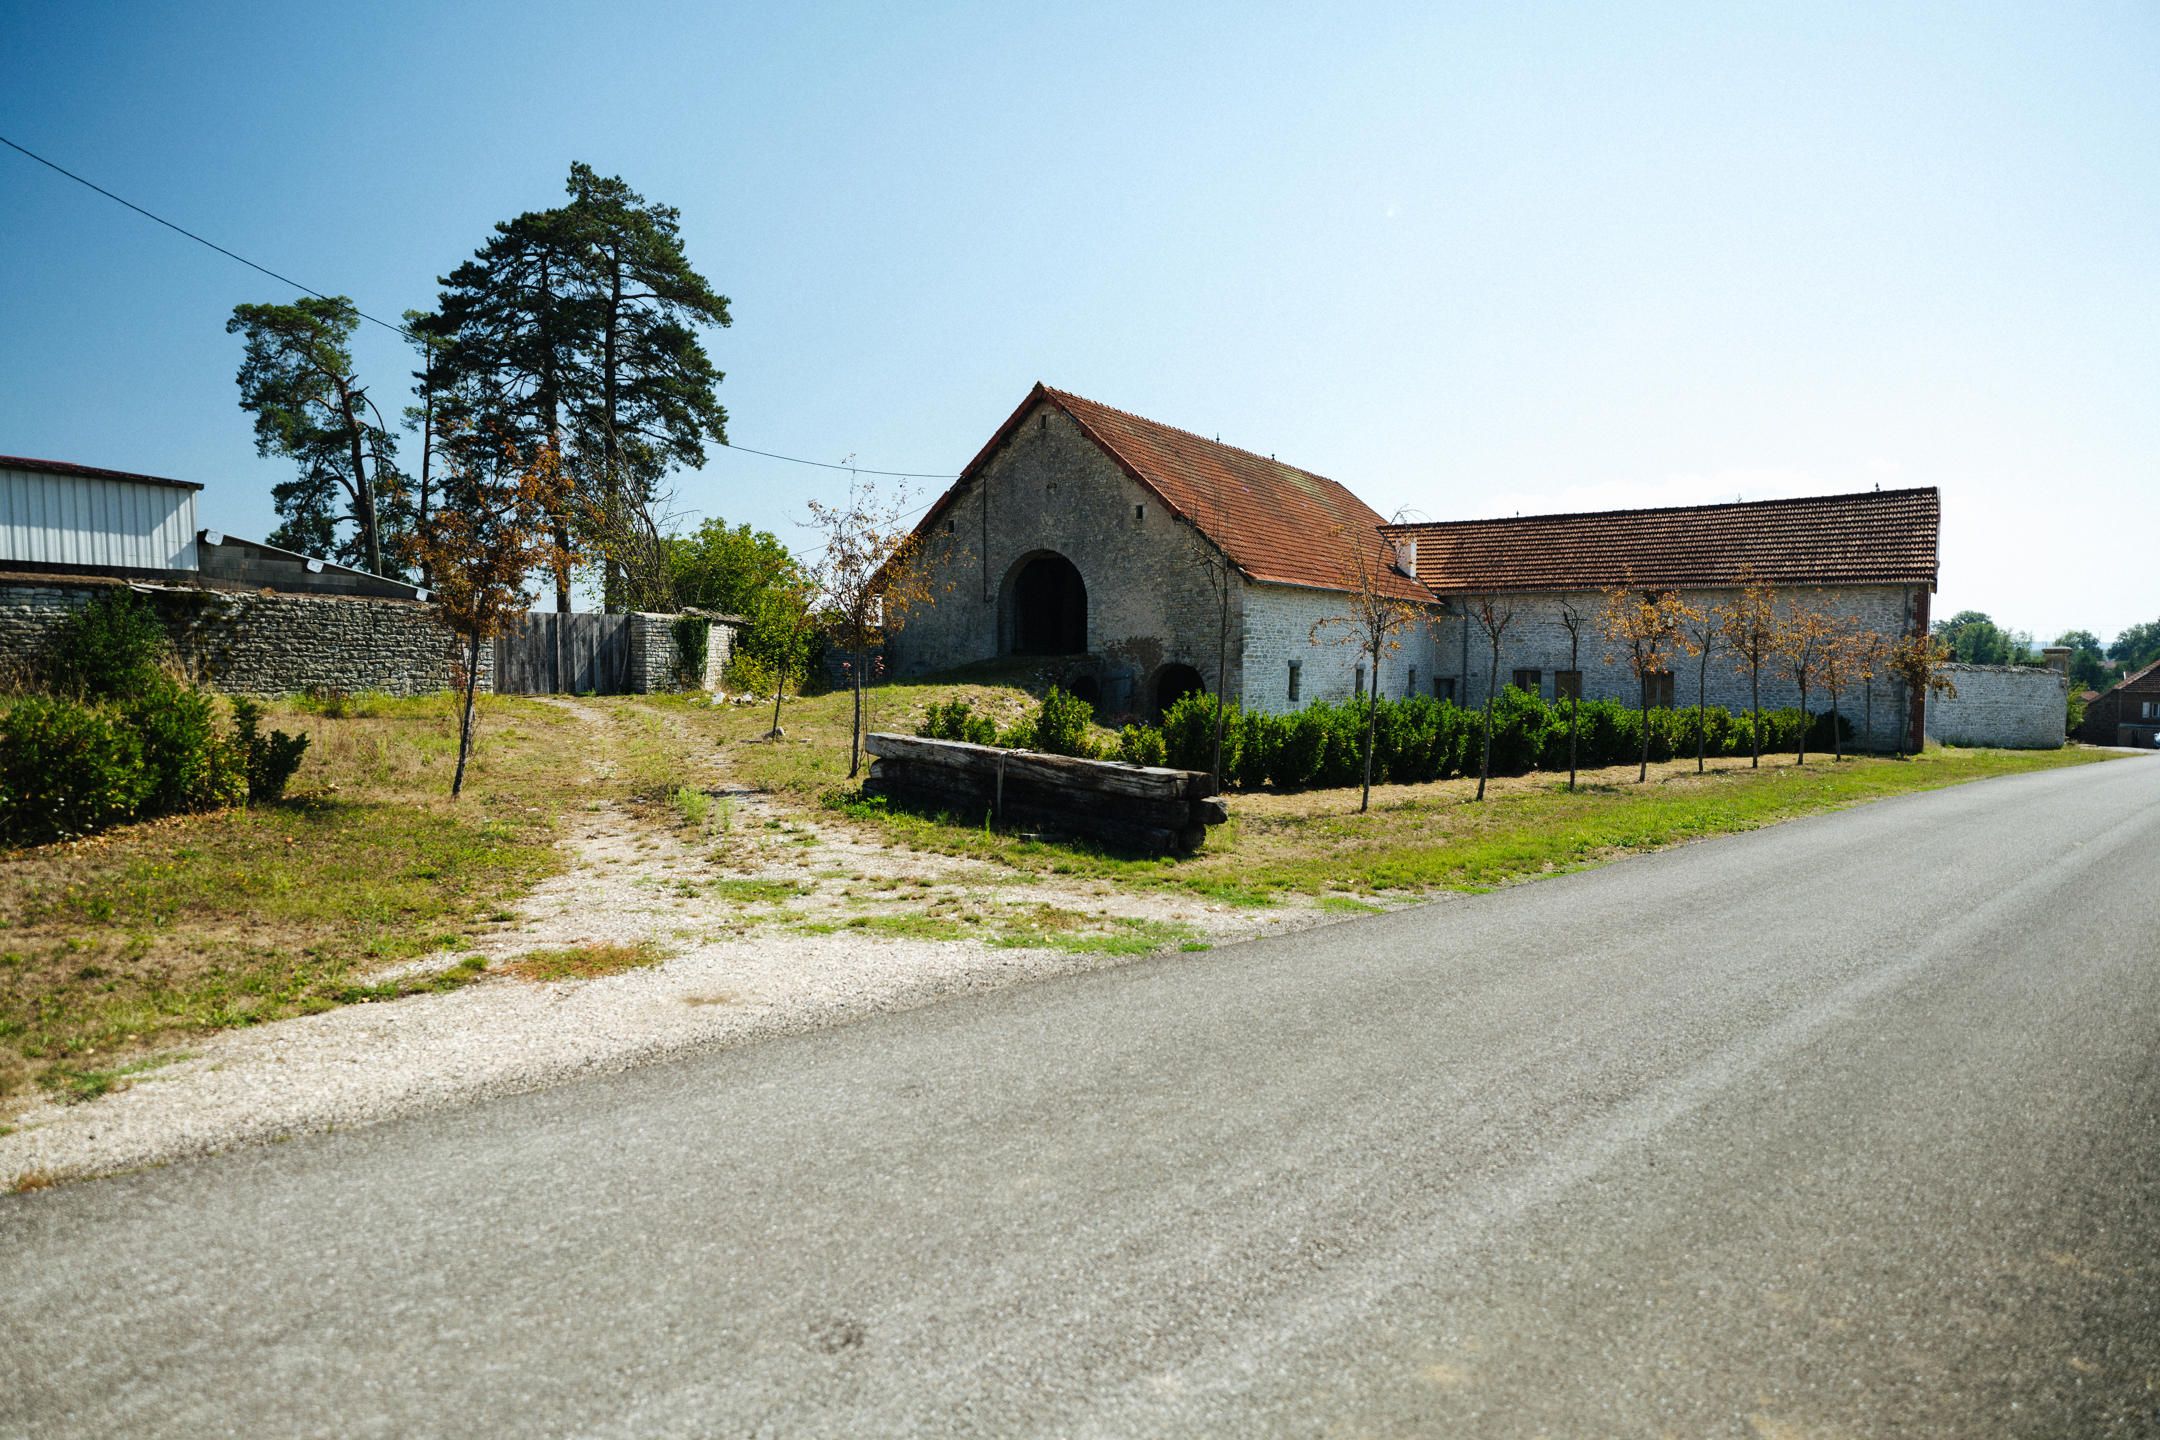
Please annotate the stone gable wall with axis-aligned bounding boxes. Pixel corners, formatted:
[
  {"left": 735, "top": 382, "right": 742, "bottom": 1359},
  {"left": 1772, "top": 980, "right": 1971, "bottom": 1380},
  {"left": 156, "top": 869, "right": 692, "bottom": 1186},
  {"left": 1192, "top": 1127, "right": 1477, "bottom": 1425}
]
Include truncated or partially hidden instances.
[{"left": 893, "top": 403, "right": 1248, "bottom": 718}]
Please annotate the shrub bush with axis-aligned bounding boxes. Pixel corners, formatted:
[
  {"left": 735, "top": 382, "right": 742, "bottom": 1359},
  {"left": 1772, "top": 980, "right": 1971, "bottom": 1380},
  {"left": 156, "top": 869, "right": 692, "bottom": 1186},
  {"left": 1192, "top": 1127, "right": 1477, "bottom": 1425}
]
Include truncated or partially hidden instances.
[
  {"left": 721, "top": 651, "right": 777, "bottom": 696},
  {"left": 44, "top": 590, "right": 170, "bottom": 698},
  {"left": 118, "top": 675, "right": 244, "bottom": 814},
  {"left": 0, "top": 695, "right": 149, "bottom": 843},
  {"left": 1114, "top": 724, "right": 1168, "bottom": 767},
  {"left": 1032, "top": 686, "right": 1097, "bottom": 757},
  {"left": 1159, "top": 692, "right": 1225, "bottom": 774},
  {"left": 670, "top": 614, "right": 710, "bottom": 687},
  {"left": 919, "top": 698, "right": 998, "bottom": 746},
  {"left": 231, "top": 698, "right": 311, "bottom": 801}
]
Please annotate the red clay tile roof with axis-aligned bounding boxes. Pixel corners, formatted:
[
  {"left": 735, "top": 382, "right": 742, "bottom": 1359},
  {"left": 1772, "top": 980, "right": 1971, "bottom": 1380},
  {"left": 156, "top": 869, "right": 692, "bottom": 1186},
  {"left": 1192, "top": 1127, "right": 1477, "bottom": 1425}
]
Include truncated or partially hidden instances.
[
  {"left": 2094, "top": 658, "right": 2160, "bottom": 700},
  {"left": 1382, "top": 488, "right": 1940, "bottom": 596},
  {"left": 937, "top": 384, "right": 1431, "bottom": 603},
  {"left": 0, "top": 454, "right": 205, "bottom": 491}
]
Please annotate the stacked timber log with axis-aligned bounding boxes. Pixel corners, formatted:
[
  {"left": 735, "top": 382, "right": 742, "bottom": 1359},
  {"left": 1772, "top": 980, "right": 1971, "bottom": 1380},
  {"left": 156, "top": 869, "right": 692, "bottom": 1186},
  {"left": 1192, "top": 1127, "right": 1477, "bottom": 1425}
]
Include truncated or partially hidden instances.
[{"left": 862, "top": 732, "right": 1229, "bottom": 854}]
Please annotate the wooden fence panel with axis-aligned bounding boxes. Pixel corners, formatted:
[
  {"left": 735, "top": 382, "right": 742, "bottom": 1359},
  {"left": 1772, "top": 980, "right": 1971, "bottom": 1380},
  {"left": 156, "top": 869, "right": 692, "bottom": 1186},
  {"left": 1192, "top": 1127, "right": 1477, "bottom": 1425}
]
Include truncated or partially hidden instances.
[{"left": 493, "top": 613, "right": 634, "bottom": 695}]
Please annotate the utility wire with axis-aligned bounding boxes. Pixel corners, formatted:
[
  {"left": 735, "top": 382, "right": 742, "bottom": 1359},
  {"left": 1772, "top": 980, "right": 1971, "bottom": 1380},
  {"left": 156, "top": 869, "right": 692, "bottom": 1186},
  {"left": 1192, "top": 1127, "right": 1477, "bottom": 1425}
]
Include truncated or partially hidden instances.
[
  {"left": 0, "top": 131, "right": 956, "bottom": 480},
  {"left": 1, "top": 133, "right": 411, "bottom": 335}
]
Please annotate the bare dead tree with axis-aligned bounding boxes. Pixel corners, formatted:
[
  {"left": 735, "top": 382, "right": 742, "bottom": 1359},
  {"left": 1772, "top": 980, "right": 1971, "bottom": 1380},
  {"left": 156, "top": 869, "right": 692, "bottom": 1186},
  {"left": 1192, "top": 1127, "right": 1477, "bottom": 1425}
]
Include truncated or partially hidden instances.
[
  {"left": 1599, "top": 584, "right": 1687, "bottom": 784},
  {"left": 807, "top": 475, "right": 933, "bottom": 780},
  {"left": 1680, "top": 597, "right": 1719, "bottom": 774},
  {"left": 1776, "top": 597, "right": 1836, "bottom": 766},
  {"left": 1175, "top": 494, "right": 1242, "bottom": 791},
  {"left": 1311, "top": 519, "right": 1428, "bottom": 812},
  {"left": 1468, "top": 594, "right": 1515, "bottom": 802},
  {"left": 1718, "top": 569, "right": 1779, "bottom": 769},
  {"left": 1556, "top": 598, "right": 1589, "bottom": 791}
]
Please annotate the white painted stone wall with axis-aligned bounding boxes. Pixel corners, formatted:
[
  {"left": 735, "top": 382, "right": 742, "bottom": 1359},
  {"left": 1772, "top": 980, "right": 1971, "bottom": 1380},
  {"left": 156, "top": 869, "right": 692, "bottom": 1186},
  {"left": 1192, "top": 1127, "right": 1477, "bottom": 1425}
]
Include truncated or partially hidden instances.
[
  {"left": 1924, "top": 663, "right": 2068, "bottom": 749},
  {"left": 1237, "top": 581, "right": 1446, "bottom": 714},
  {"left": 1432, "top": 584, "right": 1927, "bottom": 751}
]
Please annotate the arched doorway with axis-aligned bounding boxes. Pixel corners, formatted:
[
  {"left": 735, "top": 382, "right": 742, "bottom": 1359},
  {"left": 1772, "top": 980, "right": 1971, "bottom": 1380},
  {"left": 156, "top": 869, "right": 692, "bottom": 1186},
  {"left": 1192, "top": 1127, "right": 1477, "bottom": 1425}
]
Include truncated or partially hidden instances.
[
  {"left": 1002, "top": 552, "right": 1087, "bottom": 655},
  {"left": 1152, "top": 663, "right": 1205, "bottom": 720}
]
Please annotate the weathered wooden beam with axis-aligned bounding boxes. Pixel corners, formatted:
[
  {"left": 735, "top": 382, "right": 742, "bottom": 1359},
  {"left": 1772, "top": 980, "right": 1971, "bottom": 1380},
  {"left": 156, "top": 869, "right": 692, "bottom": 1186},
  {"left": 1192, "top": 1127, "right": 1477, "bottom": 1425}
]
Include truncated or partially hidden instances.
[
  {"left": 865, "top": 733, "right": 1216, "bottom": 800},
  {"left": 869, "top": 761, "right": 1201, "bottom": 830}
]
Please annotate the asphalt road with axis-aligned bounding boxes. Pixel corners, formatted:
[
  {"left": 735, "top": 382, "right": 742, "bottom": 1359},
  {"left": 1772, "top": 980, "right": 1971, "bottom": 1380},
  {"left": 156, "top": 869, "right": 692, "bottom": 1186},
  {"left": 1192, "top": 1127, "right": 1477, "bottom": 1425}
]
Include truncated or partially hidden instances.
[{"left": 5, "top": 756, "right": 2158, "bottom": 1438}]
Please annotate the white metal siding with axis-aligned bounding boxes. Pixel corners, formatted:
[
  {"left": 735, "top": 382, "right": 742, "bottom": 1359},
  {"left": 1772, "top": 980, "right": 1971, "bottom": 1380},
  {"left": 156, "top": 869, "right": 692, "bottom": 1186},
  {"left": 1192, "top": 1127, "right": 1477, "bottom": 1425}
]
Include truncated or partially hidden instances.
[{"left": 0, "top": 466, "right": 199, "bottom": 572}]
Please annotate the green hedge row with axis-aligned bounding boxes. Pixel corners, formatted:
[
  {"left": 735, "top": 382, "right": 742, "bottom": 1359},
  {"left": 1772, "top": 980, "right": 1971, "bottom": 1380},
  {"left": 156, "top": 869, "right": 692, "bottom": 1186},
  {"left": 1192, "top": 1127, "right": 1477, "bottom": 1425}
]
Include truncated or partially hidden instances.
[{"left": 923, "top": 685, "right": 1856, "bottom": 792}]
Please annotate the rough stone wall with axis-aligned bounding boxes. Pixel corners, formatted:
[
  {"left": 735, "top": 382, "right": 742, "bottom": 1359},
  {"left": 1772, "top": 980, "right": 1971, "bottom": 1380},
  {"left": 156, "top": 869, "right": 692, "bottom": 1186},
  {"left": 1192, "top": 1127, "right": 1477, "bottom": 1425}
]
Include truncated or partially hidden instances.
[
  {"left": 893, "top": 402, "right": 1247, "bottom": 718},
  {"left": 627, "top": 614, "right": 734, "bottom": 694},
  {"left": 1925, "top": 663, "right": 2067, "bottom": 749},
  {"left": 1237, "top": 582, "right": 1446, "bottom": 714},
  {"left": 0, "top": 578, "right": 489, "bottom": 696},
  {"left": 1436, "top": 584, "right": 1926, "bottom": 751},
  {"left": 704, "top": 620, "right": 735, "bottom": 690},
  {"left": 628, "top": 614, "right": 677, "bottom": 694}
]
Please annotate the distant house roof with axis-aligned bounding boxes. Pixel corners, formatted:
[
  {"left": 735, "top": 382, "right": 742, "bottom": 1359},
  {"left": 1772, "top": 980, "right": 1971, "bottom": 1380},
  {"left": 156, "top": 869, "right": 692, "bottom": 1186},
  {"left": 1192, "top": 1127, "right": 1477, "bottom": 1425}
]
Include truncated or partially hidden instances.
[
  {"left": 1383, "top": 488, "right": 1941, "bottom": 596},
  {"left": 934, "top": 384, "right": 1430, "bottom": 603},
  {"left": 0, "top": 454, "right": 205, "bottom": 492},
  {"left": 2093, "top": 658, "right": 2160, "bottom": 700}
]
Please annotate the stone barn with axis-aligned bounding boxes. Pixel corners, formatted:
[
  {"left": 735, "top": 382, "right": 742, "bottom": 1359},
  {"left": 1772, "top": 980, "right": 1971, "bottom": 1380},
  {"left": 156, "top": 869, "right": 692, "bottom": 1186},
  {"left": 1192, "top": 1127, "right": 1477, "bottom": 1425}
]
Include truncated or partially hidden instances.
[
  {"left": 894, "top": 384, "right": 2074, "bottom": 751},
  {"left": 894, "top": 385, "right": 1441, "bottom": 719}
]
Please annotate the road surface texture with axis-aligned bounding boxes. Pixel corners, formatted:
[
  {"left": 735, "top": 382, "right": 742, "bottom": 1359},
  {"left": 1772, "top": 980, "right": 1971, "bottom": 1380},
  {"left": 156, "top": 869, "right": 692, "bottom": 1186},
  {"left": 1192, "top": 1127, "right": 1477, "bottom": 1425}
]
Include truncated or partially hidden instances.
[{"left": 5, "top": 755, "right": 2157, "bottom": 1438}]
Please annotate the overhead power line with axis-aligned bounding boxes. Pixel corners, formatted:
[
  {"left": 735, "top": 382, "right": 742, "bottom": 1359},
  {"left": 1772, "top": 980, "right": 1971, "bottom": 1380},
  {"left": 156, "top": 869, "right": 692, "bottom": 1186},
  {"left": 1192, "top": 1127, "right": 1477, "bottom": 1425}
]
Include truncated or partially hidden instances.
[{"left": 0, "top": 132, "right": 956, "bottom": 481}]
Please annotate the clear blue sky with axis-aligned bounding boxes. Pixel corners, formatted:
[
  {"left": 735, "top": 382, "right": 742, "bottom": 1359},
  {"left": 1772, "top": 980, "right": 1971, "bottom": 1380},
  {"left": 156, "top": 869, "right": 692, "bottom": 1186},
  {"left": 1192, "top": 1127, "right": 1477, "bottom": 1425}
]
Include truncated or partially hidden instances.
[{"left": 3, "top": 2, "right": 2154, "bottom": 640}]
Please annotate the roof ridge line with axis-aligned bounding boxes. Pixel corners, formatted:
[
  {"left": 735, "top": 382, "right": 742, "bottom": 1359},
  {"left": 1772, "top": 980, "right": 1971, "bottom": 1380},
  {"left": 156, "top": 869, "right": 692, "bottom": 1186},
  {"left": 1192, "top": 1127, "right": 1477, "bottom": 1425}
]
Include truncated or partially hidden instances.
[
  {"left": 1039, "top": 385, "right": 1356, "bottom": 496},
  {"left": 1382, "top": 485, "right": 1940, "bottom": 532}
]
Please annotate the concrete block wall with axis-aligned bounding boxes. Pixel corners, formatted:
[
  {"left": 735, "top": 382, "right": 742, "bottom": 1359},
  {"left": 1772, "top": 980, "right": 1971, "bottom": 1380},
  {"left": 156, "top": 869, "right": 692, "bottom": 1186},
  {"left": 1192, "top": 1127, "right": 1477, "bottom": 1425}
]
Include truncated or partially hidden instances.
[
  {"left": 1238, "top": 582, "right": 1446, "bottom": 715},
  {"left": 0, "top": 578, "right": 487, "bottom": 696},
  {"left": 1925, "top": 663, "right": 2068, "bottom": 749},
  {"left": 1435, "top": 585, "right": 1927, "bottom": 751}
]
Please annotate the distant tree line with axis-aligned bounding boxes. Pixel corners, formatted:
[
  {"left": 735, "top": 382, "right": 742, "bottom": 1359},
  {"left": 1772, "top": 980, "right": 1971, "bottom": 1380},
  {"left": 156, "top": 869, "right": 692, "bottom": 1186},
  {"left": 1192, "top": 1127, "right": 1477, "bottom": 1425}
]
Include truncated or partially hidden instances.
[{"left": 1932, "top": 612, "right": 2160, "bottom": 692}]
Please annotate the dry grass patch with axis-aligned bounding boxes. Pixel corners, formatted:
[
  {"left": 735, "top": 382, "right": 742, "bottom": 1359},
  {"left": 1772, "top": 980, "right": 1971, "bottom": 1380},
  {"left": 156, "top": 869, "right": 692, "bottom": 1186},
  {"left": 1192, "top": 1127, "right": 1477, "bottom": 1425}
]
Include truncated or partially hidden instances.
[
  {"left": 0, "top": 692, "right": 709, "bottom": 1116},
  {"left": 501, "top": 941, "right": 667, "bottom": 983}
]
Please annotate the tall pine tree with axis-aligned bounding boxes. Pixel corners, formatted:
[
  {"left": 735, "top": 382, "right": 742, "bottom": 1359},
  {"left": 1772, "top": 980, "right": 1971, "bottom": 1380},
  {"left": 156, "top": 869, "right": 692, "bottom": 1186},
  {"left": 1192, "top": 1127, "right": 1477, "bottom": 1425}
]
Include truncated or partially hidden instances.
[
  {"left": 227, "top": 296, "right": 403, "bottom": 576},
  {"left": 430, "top": 164, "right": 730, "bottom": 612},
  {"left": 564, "top": 163, "right": 731, "bottom": 610},
  {"left": 432, "top": 203, "right": 589, "bottom": 610}
]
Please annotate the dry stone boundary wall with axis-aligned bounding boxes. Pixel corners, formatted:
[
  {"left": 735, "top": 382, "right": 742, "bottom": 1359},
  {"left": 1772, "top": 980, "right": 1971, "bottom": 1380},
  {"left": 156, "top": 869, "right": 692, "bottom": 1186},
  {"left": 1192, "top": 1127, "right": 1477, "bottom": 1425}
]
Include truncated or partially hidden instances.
[{"left": 2, "top": 578, "right": 719, "bottom": 698}]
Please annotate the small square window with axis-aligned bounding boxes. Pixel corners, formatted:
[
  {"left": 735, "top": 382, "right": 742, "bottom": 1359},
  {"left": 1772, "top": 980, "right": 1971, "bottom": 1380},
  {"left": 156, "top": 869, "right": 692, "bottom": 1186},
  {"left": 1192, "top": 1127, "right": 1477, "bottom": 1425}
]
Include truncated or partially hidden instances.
[
  {"left": 1555, "top": 670, "right": 1583, "bottom": 701},
  {"left": 1512, "top": 668, "right": 1542, "bottom": 695},
  {"left": 1433, "top": 676, "right": 1456, "bottom": 702}
]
